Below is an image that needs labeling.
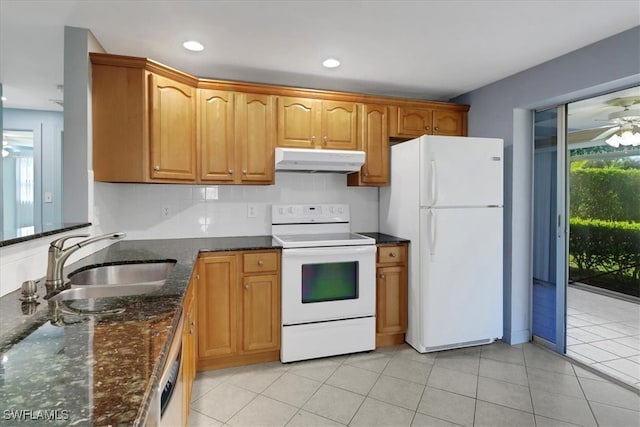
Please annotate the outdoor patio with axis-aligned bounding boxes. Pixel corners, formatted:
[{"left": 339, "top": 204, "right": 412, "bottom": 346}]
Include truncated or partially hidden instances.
[{"left": 566, "top": 285, "right": 640, "bottom": 389}]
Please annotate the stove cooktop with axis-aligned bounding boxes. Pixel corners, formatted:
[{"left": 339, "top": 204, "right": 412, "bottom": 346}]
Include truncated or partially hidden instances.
[{"left": 273, "top": 232, "right": 375, "bottom": 248}]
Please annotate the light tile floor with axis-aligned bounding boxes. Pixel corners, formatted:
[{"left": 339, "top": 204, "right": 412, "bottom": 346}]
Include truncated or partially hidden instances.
[
  {"left": 567, "top": 285, "right": 640, "bottom": 388},
  {"left": 188, "top": 341, "right": 640, "bottom": 427}
]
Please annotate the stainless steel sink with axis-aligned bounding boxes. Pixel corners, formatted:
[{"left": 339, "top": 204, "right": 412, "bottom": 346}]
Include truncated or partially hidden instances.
[
  {"left": 68, "top": 261, "right": 176, "bottom": 286},
  {"left": 48, "top": 283, "right": 163, "bottom": 302}
]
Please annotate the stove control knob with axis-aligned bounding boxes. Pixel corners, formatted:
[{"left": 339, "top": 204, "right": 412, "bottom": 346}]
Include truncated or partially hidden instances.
[
  {"left": 337, "top": 207, "right": 344, "bottom": 214},
  {"left": 288, "top": 207, "right": 295, "bottom": 214},
  {"left": 329, "top": 207, "right": 335, "bottom": 214},
  {"left": 278, "top": 207, "right": 285, "bottom": 215}
]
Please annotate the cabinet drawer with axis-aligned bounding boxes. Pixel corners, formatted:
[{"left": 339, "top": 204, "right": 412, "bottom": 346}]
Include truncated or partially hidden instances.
[
  {"left": 243, "top": 252, "right": 278, "bottom": 273},
  {"left": 377, "top": 245, "right": 406, "bottom": 264}
]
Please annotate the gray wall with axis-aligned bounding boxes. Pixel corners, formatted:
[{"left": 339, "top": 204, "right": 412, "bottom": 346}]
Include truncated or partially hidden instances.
[{"left": 452, "top": 26, "right": 640, "bottom": 344}]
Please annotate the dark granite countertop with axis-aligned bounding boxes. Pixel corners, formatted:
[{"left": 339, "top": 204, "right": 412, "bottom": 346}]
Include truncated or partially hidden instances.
[
  {"left": 0, "top": 223, "right": 92, "bottom": 247},
  {"left": 357, "top": 232, "right": 410, "bottom": 244},
  {"left": 0, "top": 236, "right": 280, "bottom": 426}
]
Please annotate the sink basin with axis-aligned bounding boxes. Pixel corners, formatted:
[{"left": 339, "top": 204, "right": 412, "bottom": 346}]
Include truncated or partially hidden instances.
[
  {"left": 49, "top": 283, "right": 163, "bottom": 302},
  {"left": 68, "top": 261, "right": 176, "bottom": 286}
]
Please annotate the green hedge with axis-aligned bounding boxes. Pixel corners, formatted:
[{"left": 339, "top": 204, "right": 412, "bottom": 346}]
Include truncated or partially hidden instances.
[
  {"left": 569, "top": 218, "right": 640, "bottom": 287},
  {"left": 570, "top": 167, "right": 640, "bottom": 222}
]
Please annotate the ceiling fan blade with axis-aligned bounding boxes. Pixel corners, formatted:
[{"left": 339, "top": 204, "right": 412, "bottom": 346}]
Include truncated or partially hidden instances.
[{"left": 591, "top": 126, "right": 620, "bottom": 141}]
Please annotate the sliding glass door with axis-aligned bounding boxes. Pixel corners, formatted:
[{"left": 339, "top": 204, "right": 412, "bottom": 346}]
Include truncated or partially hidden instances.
[{"left": 532, "top": 106, "right": 568, "bottom": 353}]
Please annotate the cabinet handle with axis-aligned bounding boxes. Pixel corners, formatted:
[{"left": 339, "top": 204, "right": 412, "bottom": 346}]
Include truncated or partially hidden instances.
[
  {"left": 424, "top": 125, "right": 431, "bottom": 131},
  {"left": 258, "top": 260, "right": 264, "bottom": 266},
  {"left": 228, "top": 169, "right": 234, "bottom": 175},
  {"left": 154, "top": 165, "right": 160, "bottom": 171},
  {"left": 244, "top": 284, "right": 250, "bottom": 290},
  {"left": 379, "top": 274, "right": 385, "bottom": 279},
  {"left": 389, "top": 252, "right": 396, "bottom": 258},
  {"left": 242, "top": 169, "right": 247, "bottom": 175}
]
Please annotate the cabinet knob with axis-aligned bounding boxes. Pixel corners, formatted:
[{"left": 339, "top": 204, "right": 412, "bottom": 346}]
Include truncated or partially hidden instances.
[
  {"left": 379, "top": 274, "right": 385, "bottom": 279},
  {"left": 244, "top": 284, "right": 250, "bottom": 290},
  {"left": 154, "top": 165, "right": 160, "bottom": 171},
  {"left": 424, "top": 125, "right": 431, "bottom": 131},
  {"left": 228, "top": 169, "right": 233, "bottom": 175},
  {"left": 389, "top": 252, "right": 396, "bottom": 258},
  {"left": 242, "top": 169, "right": 247, "bottom": 175},
  {"left": 434, "top": 127, "right": 439, "bottom": 132},
  {"left": 311, "top": 135, "right": 316, "bottom": 143},
  {"left": 364, "top": 170, "right": 369, "bottom": 177},
  {"left": 258, "top": 260, "right": 264, "bottom": 266},
  {"left": 323, "top": 136, "right": 328, "bottom": 145}
]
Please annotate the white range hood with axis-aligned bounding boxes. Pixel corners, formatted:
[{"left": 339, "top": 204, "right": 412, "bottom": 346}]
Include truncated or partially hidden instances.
[{"left": 274, "top": 147, "right": 365, "bottom": 173}]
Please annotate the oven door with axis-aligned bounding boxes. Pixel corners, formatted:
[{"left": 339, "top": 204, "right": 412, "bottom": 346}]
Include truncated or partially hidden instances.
[{"left": 281, "top": 245, "right": 376, "bottom": 325}]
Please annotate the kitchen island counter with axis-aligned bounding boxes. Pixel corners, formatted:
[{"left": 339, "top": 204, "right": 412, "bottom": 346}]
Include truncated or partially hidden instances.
[{"left": 0, "top": 236, "right": 280, "bottom": 426}]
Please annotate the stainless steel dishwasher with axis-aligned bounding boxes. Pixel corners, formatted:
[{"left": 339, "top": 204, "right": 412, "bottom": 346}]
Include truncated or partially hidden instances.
[{"left": 146, "top": 312, "right": 184, "bottom": 426}]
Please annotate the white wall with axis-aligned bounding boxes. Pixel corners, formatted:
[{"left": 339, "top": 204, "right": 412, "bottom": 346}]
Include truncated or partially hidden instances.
[
  {"left": 453, "top": 26, "right": 640, "bottom": 345},
  {"left": 93, "top": 173, "right": 378, "bottom": 240}
]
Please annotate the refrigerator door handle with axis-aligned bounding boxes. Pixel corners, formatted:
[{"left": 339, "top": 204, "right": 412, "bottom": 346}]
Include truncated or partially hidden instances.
[
  {"left": 430, "top": 160, "right": 438, "bottom": 206},
  {"left": 429, "top": 210, "right": 437, "bottom": 256}
]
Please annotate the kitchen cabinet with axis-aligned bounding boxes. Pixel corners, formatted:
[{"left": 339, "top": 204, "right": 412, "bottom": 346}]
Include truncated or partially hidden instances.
[
  {"left": 375, "top": 243, "right": 408, "bottom": 347},
  {"left": 390, "top": 106, "right": 465, "bottom": 138},
  {"left": 199, "top": 90, "right": 275, "bottom": 184},
  {"left": 277, "top": 97, "right": 358, "bottom": 150},
  {"left": 182, "top": 275, "right": 197, "bottom": 426},
  {"left": 149, "top": 74, "right": 198, "bottom": 181},
  {"left": 347, "top": 103, "right": 389, "bottom": 186},
  {"left": 197, "top": 250, "right": 280, "bottom": 370},
  {"left": 92, "top": 59, "right": 198, "bottom": 183}
]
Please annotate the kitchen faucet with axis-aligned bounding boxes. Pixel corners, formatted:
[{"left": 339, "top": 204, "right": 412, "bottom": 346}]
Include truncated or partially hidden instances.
[{"left": 45, "top": 232, "right": 126, "bottom": 297}]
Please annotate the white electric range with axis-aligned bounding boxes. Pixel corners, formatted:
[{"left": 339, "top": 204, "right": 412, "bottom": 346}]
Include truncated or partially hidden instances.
[{"left": 271, "top": 204, "right": 376, "bottom": 363}]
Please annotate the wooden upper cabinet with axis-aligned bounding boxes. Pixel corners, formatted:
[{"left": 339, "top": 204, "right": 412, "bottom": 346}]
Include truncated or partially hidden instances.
[
  {"left": 348, "top": 103, "right": 389, "bottom": 186},
  {"left": 199, "top": 89, "right": 235, "bottom": 182},
  {"left": 277, "top": 97, "right": 321, "bottom": 148},
  {"left": 433, "top": 110, "right": 464, "bottom": 136},
  {"left": 277, "top": 97, "right": 357, "bottom": 149},
  {"left": 322, "top": 101, "right": 358, "bottom": 150},
  {"left": 235, "top": 93, "right": 276, "bottom": 183},
  {"left": 390, "top": 106, "right": 465, "bottom": 138},
  {"left": 149, "top": 74, "right": 197, "bottom": 181},
  {"left": 199, "top": 90, "right": 275, "bottom": 184}
]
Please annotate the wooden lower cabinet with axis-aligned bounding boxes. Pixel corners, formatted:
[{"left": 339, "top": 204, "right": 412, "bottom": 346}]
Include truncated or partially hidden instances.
[
  {"left": 182, "top": 275, "right": 197, "bottom": 426},
  {"left": 376, "top": 243, "right": 408, "bottom": 347},
  {"left": 196, "top": 250, "right": 280, "bottom": 371}
]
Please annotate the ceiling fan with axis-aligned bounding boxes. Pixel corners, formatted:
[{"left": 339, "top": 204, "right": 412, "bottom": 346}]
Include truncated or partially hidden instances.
[{"left": 592, "top": 96, "right": 640, "bottom": 147}]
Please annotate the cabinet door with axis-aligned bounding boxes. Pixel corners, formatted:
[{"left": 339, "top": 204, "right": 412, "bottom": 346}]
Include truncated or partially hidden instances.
[
  {"left": 197, "top": 255, "right": 238, "bottom": 359},
  {"left": 360, "top": 103, "right": 388, "bottom": 184},
  {"left": 433, "top": 110, "right": 464, "bottom": 136},
  {"left": 322, "top": 101, "right": 358, "bottom": 150},
  {"left": 277, "top": 97, "right": 321, "bottom": 148},
  {"left": 149, "top": 74, "right": 197, "bottom": 180},
  {"left": 236, "top": 93, "right": 276, "bottom": 183},
  {"left": 182, "top": 277, "right": 196, "bottom": 426},
  {"left": 199, "top": 89, "right": 235, "bottom": 182},
  {"left": 395, "top": 107, "right": 433, "bottom": 137},
  {"left": 376, "top": 265, "right": 408, "bottom": 334},
  {"left": 241, "top": 274, "right": 280, "bottom": 353}
]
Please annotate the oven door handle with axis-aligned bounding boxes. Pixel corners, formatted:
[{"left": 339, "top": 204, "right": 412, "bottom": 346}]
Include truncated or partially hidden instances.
[{"left": 282, "top": 245, "right": 376, "bottom": 257}]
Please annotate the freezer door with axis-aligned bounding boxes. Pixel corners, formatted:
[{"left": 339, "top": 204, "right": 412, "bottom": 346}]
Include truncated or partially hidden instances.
[
  {"left": 419, "top": 207, "right": 503, "bottom": 349},
  {"left": 419, "top": 136, "right": 503, "bottom": 207}
]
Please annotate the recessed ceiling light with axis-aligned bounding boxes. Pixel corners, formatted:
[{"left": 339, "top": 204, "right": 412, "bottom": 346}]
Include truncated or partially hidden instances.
[
  {"left": 322, "top": 58, "right": 340, "bottom": 68},
  {"left": 183, "top": 40, "right": 204, "bottom": 52}
]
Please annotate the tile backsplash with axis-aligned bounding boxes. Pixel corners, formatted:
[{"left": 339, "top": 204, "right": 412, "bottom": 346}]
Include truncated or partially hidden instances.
[{"left": 93, "top": 172, "right": 379, "bottom": 240}]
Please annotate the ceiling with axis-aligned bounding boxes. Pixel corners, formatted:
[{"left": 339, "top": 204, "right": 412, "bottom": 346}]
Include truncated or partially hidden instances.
[{"left": 1, "top": 0, "right": 639, "bottom": 115}]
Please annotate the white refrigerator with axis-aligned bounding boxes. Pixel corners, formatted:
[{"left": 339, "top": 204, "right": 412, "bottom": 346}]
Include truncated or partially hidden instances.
[{"left": 380, "top": 135, "right": 504, "bottom": 353}]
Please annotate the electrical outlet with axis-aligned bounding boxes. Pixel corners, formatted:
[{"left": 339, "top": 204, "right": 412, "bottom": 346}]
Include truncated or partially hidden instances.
[
  {"left": 44, "top": 192, "right": 53, "bottom": 203},
  {"left": 161, "top": 206, "right": 171, "bottom": 218},
  {"left": 247, "top": 204, "right": 257, "bottom": 218}
]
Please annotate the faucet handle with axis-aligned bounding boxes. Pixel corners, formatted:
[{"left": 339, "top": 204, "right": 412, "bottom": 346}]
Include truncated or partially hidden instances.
[{"left": 49, "top": 234, "right": 90, "bottom": 250}]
